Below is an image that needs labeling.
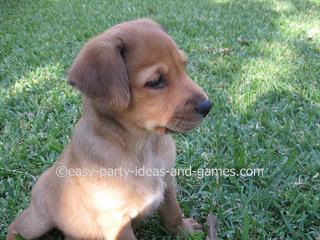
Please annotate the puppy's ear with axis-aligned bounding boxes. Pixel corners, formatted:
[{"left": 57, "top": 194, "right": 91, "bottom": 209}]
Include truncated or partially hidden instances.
[{"left": 68, "top": 37, "right": 129, "bottom": 109}]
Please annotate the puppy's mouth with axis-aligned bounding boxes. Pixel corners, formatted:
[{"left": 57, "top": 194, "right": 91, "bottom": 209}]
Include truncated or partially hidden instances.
[
  {"left": 166, "top": 116, "right": 204, "bottom": 134},
  {"left": 153, "top": 126, "right": 177, "bottom": 135},
  {"left": 164, "top": 127, "right": 178, "bottom": 134},
  {"left": 153, "top": 118, "right": 203, "bottom": 135}
]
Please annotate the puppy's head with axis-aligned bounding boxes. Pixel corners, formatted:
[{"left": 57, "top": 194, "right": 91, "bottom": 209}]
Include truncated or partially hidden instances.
[{"left": 68, "top": 19, "right": 212, "bottom": 134}]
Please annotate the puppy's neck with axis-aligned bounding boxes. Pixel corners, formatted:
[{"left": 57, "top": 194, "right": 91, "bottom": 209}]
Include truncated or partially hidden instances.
[{"left": 82, "top": 97, "right": 159, "bottom": 150}]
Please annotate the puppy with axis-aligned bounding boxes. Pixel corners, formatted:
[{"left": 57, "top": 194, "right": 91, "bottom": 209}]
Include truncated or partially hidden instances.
[{"left": 7, "top": 19, "right": 212, "bottom": 240}]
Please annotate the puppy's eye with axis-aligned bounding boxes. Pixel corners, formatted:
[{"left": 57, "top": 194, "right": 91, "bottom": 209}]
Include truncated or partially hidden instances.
[{"left": 144, "top": 76, "right": 166, "bottom": 89}]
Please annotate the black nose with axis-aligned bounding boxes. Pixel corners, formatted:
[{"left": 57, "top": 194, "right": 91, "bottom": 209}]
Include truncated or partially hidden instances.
[{"left": 196, "top": 100, "right": 212, "bottom": 117}]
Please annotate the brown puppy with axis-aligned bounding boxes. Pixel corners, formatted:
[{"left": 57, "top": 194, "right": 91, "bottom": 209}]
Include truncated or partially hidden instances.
[{"left": 7, "top": 19, "right": 212, "bottom": 240}]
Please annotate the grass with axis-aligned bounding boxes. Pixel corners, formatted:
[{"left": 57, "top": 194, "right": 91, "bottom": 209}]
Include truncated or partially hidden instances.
[{"left": 0, "top": 0, "right": 319, "bottom": 239}]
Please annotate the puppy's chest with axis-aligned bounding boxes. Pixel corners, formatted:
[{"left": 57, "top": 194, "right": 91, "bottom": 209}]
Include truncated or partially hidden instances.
[
  {"left": 129, "top": 149, "right": 169, "bottom": 210},
  {"left": 92, "top": 149, "right": 171, "bottom": 219}
]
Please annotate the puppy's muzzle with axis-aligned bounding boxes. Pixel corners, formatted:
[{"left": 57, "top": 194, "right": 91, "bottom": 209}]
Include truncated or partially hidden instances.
[
  {"left": 166, "top": 98, "right": 212, "bottom": 133},
  {"left": 195, "top": 99, "right": 212, "bottom": 117}
]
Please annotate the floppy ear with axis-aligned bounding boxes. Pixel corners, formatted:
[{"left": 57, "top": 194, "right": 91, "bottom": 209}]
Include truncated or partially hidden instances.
[{"left": 68, "top": 37, "right": 129, "bottom": 109}]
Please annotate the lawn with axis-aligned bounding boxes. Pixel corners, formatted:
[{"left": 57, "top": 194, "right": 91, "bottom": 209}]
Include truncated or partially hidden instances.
[{"left": 0, "top": 0, "right": 319, "bottom": 239}]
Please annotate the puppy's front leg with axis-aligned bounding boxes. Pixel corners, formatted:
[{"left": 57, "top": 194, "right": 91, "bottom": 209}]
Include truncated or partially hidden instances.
[
  {"left": 158, "top": 179, "right": 202, "bottom": 235},
  {"left": 7, "top": 206, "right": 53, "bottom": 240},
  {"left": 115, "top": 221, "right": 137, "bottom": 240}
]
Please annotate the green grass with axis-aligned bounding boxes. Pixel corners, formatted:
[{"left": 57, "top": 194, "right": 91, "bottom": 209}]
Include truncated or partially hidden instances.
[{"left": 1, "top": 0, "right": 320, "bottom": 239}]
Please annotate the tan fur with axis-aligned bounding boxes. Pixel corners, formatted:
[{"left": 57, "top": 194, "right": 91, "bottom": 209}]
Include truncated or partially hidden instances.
[{"left": 7, "top": 19, "right": 210, "bottom": 240}]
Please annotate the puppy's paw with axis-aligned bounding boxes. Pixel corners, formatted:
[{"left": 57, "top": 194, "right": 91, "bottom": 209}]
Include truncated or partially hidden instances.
[
  {"left": 6, "top": 224, "right": 17, "bottom": 240},
  {"left": 6, "top": 231, "right": 18, "bottom": 240},
  {"left": 180, "top": 218, "right": 202, "bottom": 234}
]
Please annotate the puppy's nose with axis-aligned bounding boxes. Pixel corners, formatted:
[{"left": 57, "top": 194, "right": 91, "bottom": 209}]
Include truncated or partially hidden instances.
[{"left": 196, "top": 100, "right": 212, "bottom": 117}]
